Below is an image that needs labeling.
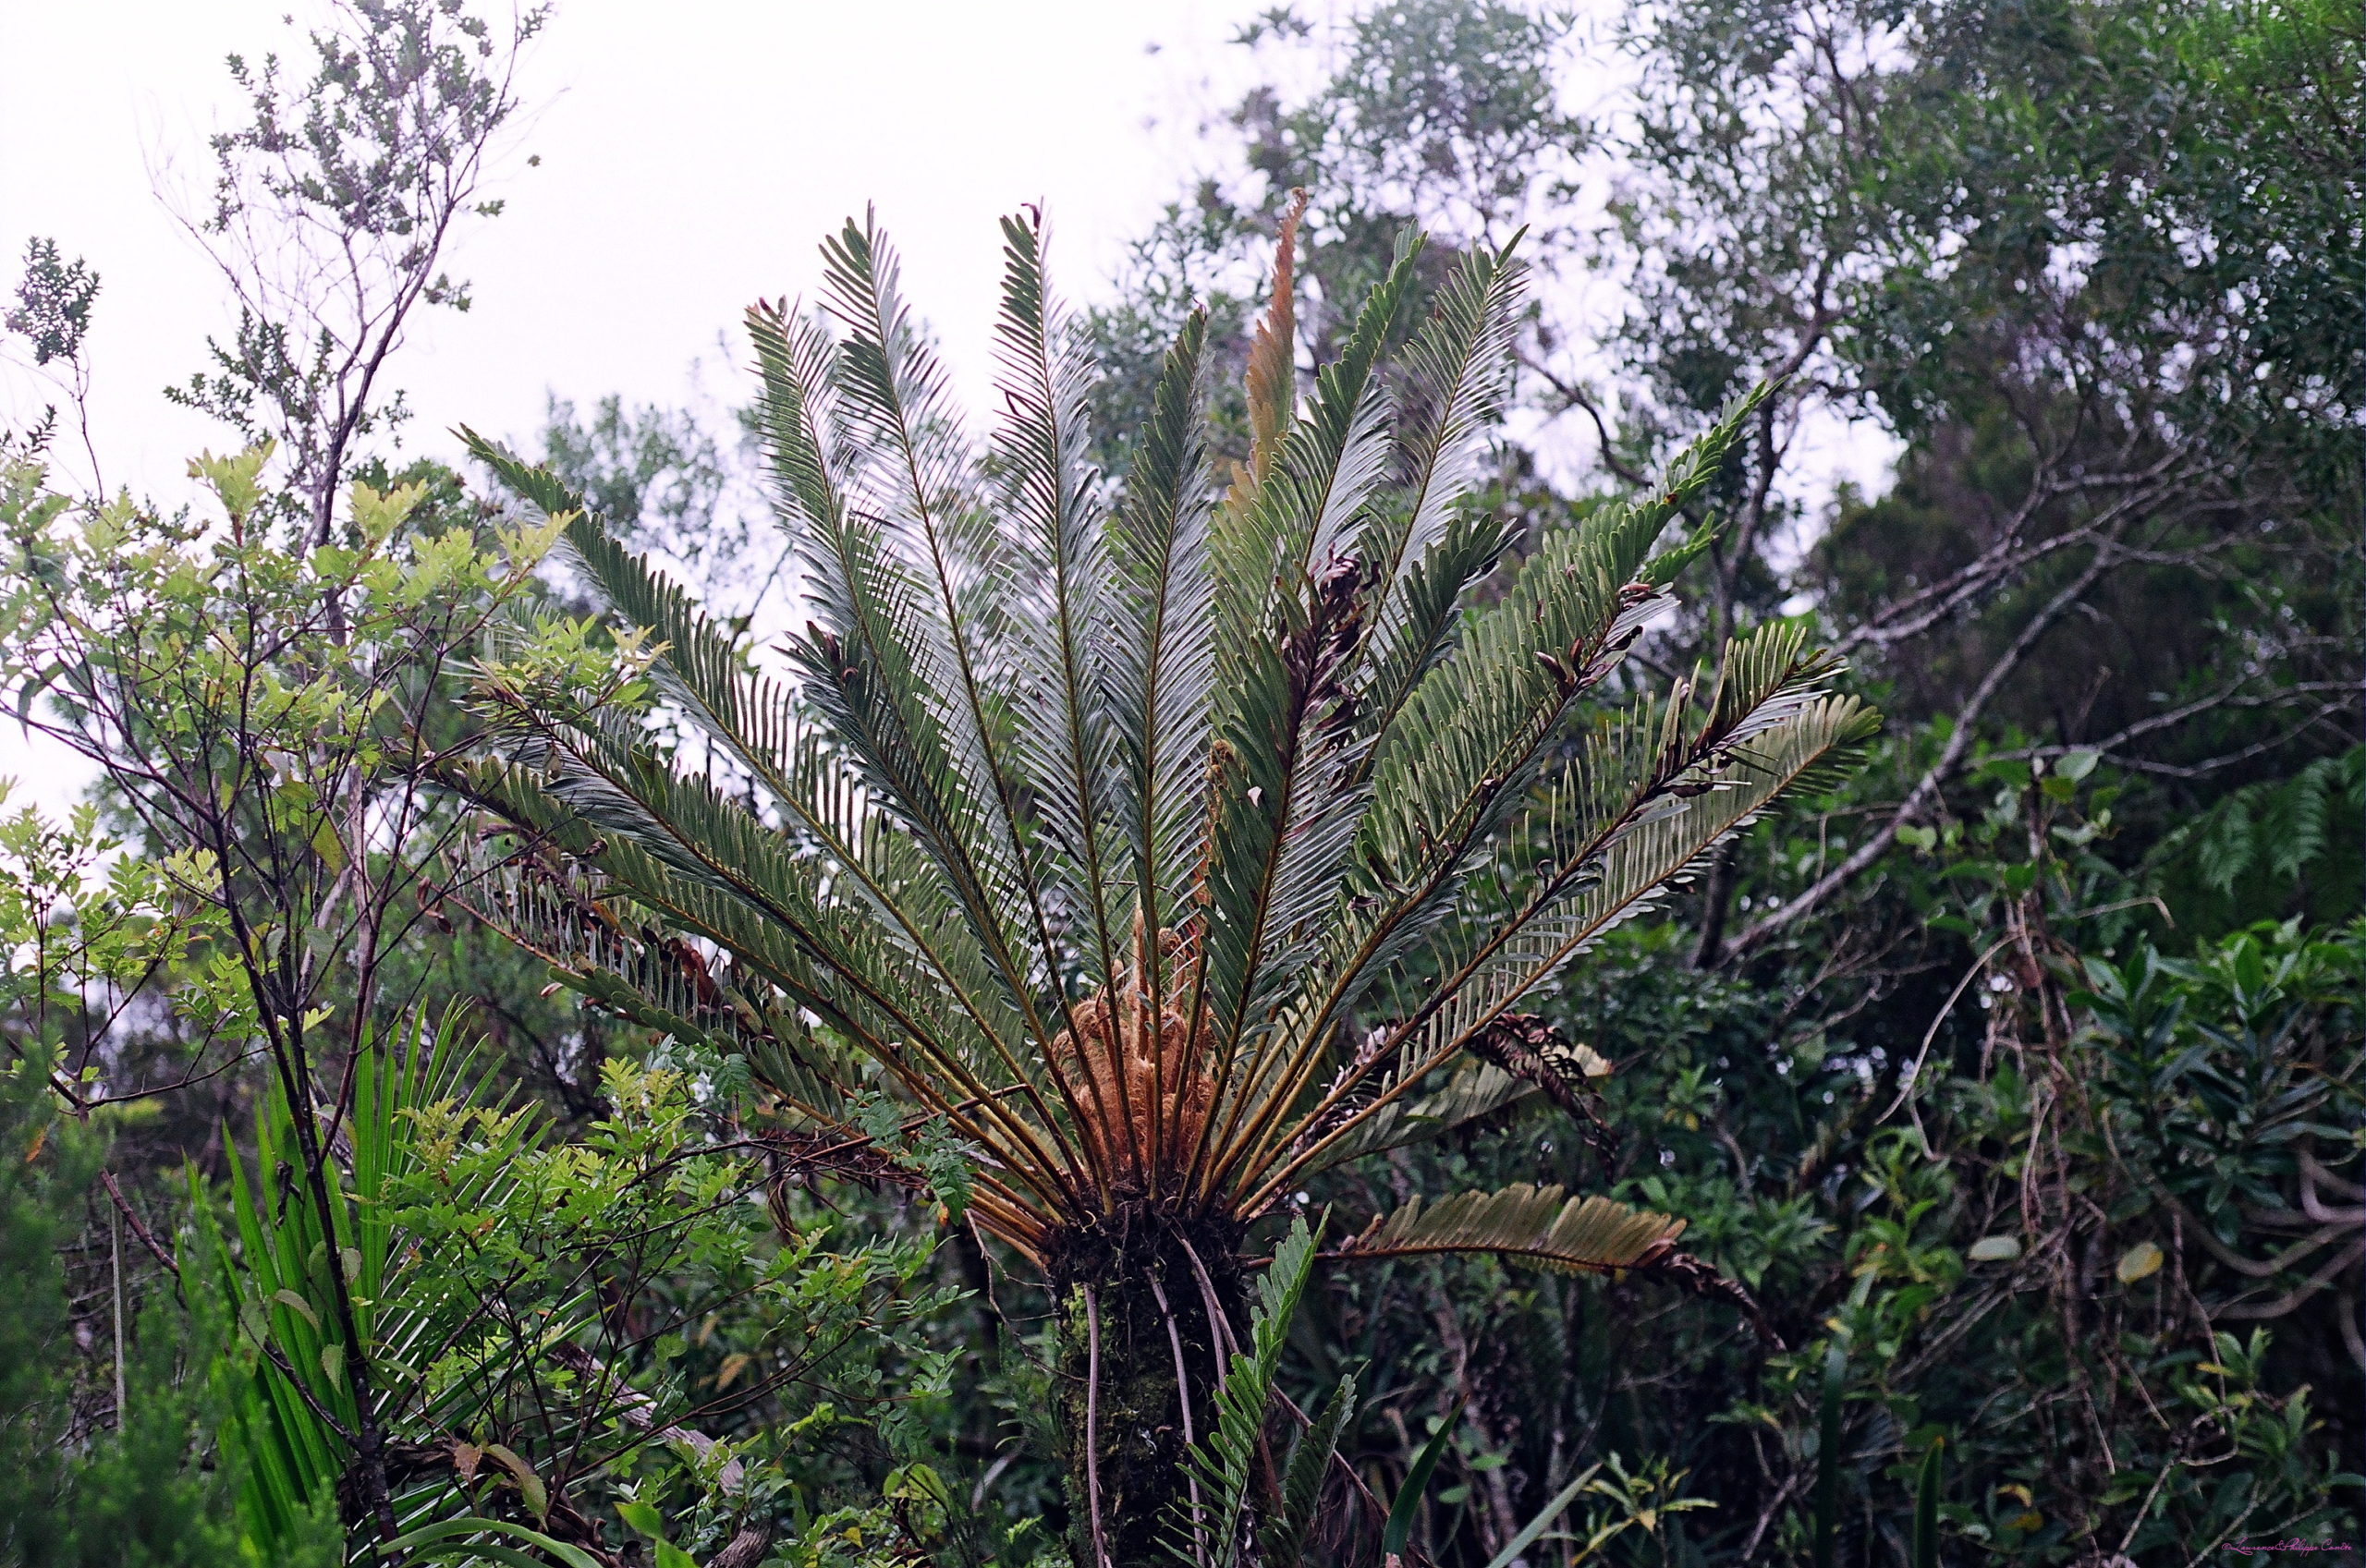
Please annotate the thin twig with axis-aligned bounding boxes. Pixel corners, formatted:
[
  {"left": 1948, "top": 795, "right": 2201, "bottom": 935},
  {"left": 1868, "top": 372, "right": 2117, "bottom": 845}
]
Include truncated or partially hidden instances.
[
  {"left": 1150, "top": 1270, "right": 1211, "bottom": 1566},
  {"left": 1180, "top": 1234, "right": 1243, "bottom": 1364},
  {"left": 1084, "top": 1283, "right": 1111, "bottom": 1568},
  {"left": 100, "top": 1170, "right": 179, "bottom": 1278}
]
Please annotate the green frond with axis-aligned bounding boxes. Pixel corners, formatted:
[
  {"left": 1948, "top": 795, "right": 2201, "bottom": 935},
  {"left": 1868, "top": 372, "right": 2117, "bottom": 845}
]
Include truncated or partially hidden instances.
[
  {"left": 445, "top": 752, "right": 1081, "bottom": 1216},
  {"left": 1109, "top": 309, "right": 1218, "bottom": 948},
  {"left": 1247, "top": 685, "right": 1875, "bottom": 1209},
  {"left": 745, "top": 269, "right": 1054, "bottom": 1013},
  {"left": 1185, "top": 241, "right": 1434, "bottom": 1180},
  {"left": 817, "top": 211, "right": 987, "bottom": 578},
  {"left": 1189, "top": 575, "right": 1374, "bottom": 1177},
  {"left": 1298, "top": 1060, "right": 1533, "bottom": 1172},
  {"left": 1357, "top": 388, "right": 1767, "bottom": 897},
  {"left": 1261, "top": 1372, "right": 1356, "bottom": 1568},
  {"left": 1694, "top": 618, "right": 1839, "bottom": 757},
  {"left": 1239, "top": 227, "right": 1422, "bottom": 598},
  {"left": 469, "top": 436, "right": 1007, "bottom": 1021},
  {"left": 434, "top": 817, "right": 859, "bottom": 1118},
  {"left": 1355, "top": 236, "right": 1527, "bottom": 714},
  {"left": 1318, "top": 388, "right": 1778, "bottom": 1003},
  {"left": 1470, "top": 690, "right": 1883, "bottom": 1015},
  {"left": 1353, "top": 504, "right": 1516, "bottom": 755},
  {"left": 1205, "top": 395, "right": 1780, "bottom": 1192},
  {"left": 993, "top": 211, "right": 1127, "bottom": 989},
  {"left": 1334, "top": 1185, "right": 1682, "bottom": 1273},
  {"left": 791, "top": 220, "right": 1127, "bottom": 1112},
  {"left": 457, "top": 210, "right": 1879, "bottom": 1296},
  {"left": 1174, "top": 1217, "right": 1321, "bottom": 1567}
]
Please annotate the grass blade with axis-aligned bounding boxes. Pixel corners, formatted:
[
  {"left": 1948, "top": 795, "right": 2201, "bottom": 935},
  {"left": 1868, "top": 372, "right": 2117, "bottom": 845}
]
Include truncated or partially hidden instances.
[
  {"left": 1811, "top": 1344, "right": 1845, "bottom": 1568},
  {"left": 1383, "top": 1400, "right": 1464, "bottom": 1561},
  {"left": 1913, "top": 1438, "right": 1944, "bottom": 1568},
  {"left": 1482, "top": 1465, "right": 1599, "bottom": 1568}
]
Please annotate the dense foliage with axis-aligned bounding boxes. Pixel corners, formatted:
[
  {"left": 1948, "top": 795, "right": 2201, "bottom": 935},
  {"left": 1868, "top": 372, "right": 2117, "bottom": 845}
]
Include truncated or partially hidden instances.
[{"left": 0, "top": 0, "right": 2356, "bottom": 1565}]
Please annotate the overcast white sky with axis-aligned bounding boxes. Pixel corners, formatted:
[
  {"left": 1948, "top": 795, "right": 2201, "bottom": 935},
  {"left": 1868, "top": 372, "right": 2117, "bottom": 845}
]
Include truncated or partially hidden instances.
[
  {"left": 0, "top": 0, "right": 1298, "bottom": 499},
  {"left": 0, "top": 0, "right": 1303, "bottom": 808},
  {"left": 0, "top": 0, "right": 1894, "bottom": 816}
]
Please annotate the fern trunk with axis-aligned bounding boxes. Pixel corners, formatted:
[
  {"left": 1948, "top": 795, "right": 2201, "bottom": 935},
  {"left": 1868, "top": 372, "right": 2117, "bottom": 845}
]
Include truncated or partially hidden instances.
[{"left": 1049, "top": 1209, "right": 1242, "bottom": 1568}]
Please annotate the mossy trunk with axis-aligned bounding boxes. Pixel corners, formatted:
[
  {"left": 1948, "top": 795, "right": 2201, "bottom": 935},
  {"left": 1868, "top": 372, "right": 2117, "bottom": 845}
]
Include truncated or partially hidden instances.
[{"left": 1047, "top": 1207, "right": 1243, "bottom": 1568}]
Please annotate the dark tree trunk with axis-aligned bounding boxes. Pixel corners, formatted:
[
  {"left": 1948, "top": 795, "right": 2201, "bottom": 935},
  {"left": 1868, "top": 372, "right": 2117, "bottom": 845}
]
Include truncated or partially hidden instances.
[
  {"left": 1689, "top": 841, "right": 1739, "bottom": 970},
  {"left": 1047, "top": 1206, "right": 1244, "bottom": 1568}
]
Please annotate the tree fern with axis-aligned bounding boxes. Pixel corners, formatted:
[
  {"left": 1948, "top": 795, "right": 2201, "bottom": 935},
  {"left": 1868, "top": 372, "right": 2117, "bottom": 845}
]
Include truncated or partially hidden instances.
[{"left": 452, "top": 207, "right": 1878, "bottom": 1562}]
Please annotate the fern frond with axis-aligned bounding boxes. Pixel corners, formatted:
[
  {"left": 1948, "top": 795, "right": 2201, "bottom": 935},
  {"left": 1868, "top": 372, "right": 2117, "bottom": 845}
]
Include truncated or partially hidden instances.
[
  {"left": 1260, "top": 1372, "right": 1356, "bottom": 1568},
  {"left": 1333, "top": 1185, "right": 1681, "bottom": 1273},
  {"left": 1355, "top": 236, "right": 1526, "bottom": 713},
  {"left": 743, "top": 299, "right": 1048, "bottom": 1019},
  {"left": 438, "top": 825, "right": 858, "bottom": 1117},
  {"left": 466, "top": 437, "right": 1029, "bottom": 1045},
  {"left": 1174, "top": 1217, "right": 1321, "bottom": 1567},
  {"left": 1109, "top": 309, "right": 1218, "bottom": 942},
  {"left": 1250, "top": 686, "right": 1876, "bottom": 1209},
  {"left": 1209, "top": 396, "right": 1774, "bottom": 1196},
  {"left": 1355, "top": 386, "right": 1770, "bottom": 907},
  {"left": 445, "top": 749, "right": 1079, "bottom": 1222},
  {"left": 993, "top": 211, "right": 1127, "bottom": 990},
  {"left": 804, "top": 218, "right": 1143, "bottom": 1173},
  {"left": 1187, "top": 566, "right": 1375, "bottom": 1192},
  {"left": 1353, "top": 504, "right": 1516, "bottom": 760},
  {"left": 1186, "top": 242, "right": 1431, "bottom": 1185},
  {"left": 1256, "top": 227, "right": 1422, "bottom": 589},
  {"left": 1299, "top": 1060, "right": 1534, "bottom": 1173}
]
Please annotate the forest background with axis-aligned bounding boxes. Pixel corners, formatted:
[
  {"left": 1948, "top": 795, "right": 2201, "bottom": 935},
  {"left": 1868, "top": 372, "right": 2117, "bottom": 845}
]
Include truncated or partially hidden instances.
[{"left": 0, "top": 0, "right": 2359, "bottom": 1565}]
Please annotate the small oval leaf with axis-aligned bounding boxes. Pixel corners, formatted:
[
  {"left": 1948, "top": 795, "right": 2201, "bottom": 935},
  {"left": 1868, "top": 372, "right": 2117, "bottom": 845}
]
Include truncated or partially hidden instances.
[
  {"left": 482, "top": 1443, "right": 548, "bottom": 1521},
  {"left": 2116, "top": 1241, "right": 2164, "bottom": 1284},
  {"left": 1967, "top": 1235, "right": 2021, "bottom": 1263},
  {"left": 272, "top": 1288, "right": 323, "bottom": 1330}
]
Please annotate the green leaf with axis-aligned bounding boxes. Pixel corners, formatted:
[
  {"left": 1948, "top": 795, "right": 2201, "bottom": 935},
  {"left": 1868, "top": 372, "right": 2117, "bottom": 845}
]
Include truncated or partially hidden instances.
[
  {"left": 616, "top": 1500, "right": 696, "bottom": 1568},
  {"left": 1384, "top": 1403, "right": 1464, "bottom": 1561},
  {"left": 1482, "top": 1465, "right": 1598, "bottom": 1568},
  {"left": 1913, "top": 1438, "right": 1945, "bottom": 1568},
  {"left": 1811, "top": 1345, "right": 1845, "bottom": 1568},
  {"left": 480, "top": 1443, "right": 547, "bottom": 1522},
  {"left": 271, "top": 1289, "right": 321, "bottom": 1331},
  {"left": 378, "top": 1517, "right": 604, "bottom": 1568},
  {"left": 309, "top": 817, "right": 346, "bottom": 873}
]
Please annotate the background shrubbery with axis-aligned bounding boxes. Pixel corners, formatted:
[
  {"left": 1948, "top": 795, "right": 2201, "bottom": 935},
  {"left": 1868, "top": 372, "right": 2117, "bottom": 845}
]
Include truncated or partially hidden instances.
[{"left": 1, "top": 0, "right": 2356, "bottom": 1562}]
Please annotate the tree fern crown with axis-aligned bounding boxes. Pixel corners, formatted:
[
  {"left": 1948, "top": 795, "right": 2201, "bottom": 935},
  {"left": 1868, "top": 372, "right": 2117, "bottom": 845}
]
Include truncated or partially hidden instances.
[{"left": 456, "top": 207, "right": 1878, "bottom": 1268}]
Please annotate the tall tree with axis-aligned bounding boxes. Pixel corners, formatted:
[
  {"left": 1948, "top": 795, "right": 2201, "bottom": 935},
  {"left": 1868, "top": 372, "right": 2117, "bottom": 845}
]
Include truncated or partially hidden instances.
[
  {"left": 1602, "top": 0, "right": 2362, "bottom": 953},
  {"left": 2, "top": 0, "right": 555, "bottom": 1546},
  {"left": 166, "top": 0, "right": 545, "bottom": 553}
]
